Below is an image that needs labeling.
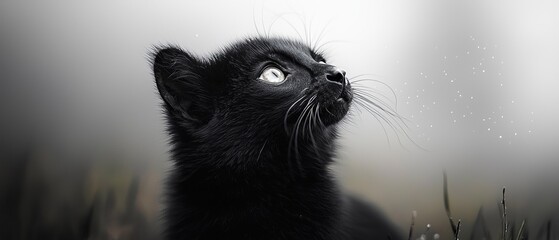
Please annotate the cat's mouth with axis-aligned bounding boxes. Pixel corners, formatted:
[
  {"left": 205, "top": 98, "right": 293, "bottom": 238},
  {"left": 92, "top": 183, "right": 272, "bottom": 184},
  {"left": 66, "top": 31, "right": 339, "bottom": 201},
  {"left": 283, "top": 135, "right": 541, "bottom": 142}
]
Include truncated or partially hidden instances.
[
  {"left": 336, "top": 79, "right": 352, "bottom": 103},
  {"left": 318, "top": 81, "right": 352, "bottom": 126},
  {"left": 285, "top": 73, "right": 352, "bottom": 132}
]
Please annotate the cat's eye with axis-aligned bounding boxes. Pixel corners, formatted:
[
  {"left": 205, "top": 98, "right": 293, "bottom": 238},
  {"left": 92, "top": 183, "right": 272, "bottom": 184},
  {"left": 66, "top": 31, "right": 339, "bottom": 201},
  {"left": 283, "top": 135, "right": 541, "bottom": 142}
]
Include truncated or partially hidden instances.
[{"left": 259, "top": 66, "right": 286, "bottom": 84}]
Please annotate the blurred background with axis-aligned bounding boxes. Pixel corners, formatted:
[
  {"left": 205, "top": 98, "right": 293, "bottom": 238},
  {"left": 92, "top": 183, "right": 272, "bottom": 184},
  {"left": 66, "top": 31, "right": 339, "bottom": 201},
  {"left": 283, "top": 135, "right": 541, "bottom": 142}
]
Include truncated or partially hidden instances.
[{"left": 1, "top": 0, "right": 559, "bottom": 239}]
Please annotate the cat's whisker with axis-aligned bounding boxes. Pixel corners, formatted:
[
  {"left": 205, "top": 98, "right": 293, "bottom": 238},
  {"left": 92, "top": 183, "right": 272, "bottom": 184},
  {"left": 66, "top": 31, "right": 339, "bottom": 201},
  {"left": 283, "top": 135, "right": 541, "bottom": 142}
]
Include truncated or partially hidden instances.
[
  {"left": 352, "top": 97, "right": 392, "bottom": 146},
  {"left": 312, "top": 18, "right": 334, "bottom": 52},
  {"left": 305, "top": 103, "right": 320, "bottom": 157},
  {"left": 290, "top": 13, "right": 310, "bottom": 47},
  {"left": 349, "top": 76, "right": 398, "bottom": 108},
  {"left": 284, "top": 95, "right": 307, "bottom": 134},
  {"left": 313, "top": 40, "right": 349, "bottom": 55},
  {"left": 301, "top": 95, "right": 316, "bottom": 133},
  {"left": 252, "top": 5, "right": 262, "bottom": 37},
  {"left": 315, "top": 102, "right": 329, "bottom": 152},
  {"left": 296, "top": 95, "right": 316, "bottom": 136},
  {"left": 310, "top": 104, "right": 323, "bottom": 157},
  {"left": 288, "top": 97, "right": 310, "bottom": 158},
  {"left": 298, "top": 96, "right": 316, "bottom": 134},
  {"left": 266, "top": 12, "right": 298, "bottom": 38},
  {"left": 315, "top": 103, "right": 325, "bottom": 128},
  {"left": 273, "top": 12, "right": 306, "bottom": 44},
  {"left": 353, "top": 94, "right": 423, "bottom": 150},
  {"left": 353, "top": 95, "right": 400, "bottom": 135},
  {"left": 352, "top": 92, "right": 412, "bottom": 133},
  {"left": 349, "top": 79, "right": 410, "bottom": 126},
  {"left": 260, "top": 5, "right": 267, "bottom": 39},
  {"left": 255, "top": 139, "right": 268, "bottom": 163},
  {"left": 351, "top": 86, "right": 397, "bottom": 110},
  {"left": 353, "top": 88, "right": 398, "bottom": 114},
  {"left": 354, "top": 92, "right": 411, "bottom": 129},
  {"left": 351, "top": 84, "right": 396, "bottom": 107},
  {"left": 289, "top": 96, "right": 315, "bottom": 174},
  {"left": 307, "top": 15, "right": 313, "bottom": 48}
]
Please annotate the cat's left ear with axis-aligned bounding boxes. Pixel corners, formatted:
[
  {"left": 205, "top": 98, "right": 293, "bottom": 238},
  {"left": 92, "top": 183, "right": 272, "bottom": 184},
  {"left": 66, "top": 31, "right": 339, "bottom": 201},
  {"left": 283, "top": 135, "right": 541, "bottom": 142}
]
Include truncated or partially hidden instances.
[{"left": 151, "top": 46, "right": 213, "bottom": 126}]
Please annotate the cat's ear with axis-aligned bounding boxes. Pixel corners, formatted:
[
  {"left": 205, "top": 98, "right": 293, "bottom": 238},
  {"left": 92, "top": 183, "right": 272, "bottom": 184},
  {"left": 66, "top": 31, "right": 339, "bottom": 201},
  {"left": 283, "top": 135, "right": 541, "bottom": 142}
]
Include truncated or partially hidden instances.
[{"left": 152, "top": 46, "right": 213, "bottom": 126}]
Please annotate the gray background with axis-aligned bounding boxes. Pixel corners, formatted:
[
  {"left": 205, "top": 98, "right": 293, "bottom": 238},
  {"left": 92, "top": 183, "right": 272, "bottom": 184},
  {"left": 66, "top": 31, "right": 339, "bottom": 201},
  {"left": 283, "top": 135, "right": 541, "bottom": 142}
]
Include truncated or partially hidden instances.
[{"left": 1, "top": 0, "right": 558, "bottom": 238}]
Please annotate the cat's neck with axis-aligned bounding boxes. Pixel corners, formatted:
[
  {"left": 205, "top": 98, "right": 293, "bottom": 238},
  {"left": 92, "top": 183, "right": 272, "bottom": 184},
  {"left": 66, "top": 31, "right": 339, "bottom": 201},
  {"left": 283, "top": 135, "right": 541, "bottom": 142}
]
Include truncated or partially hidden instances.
[
  {"left": 167, "top": 118, "right": 339, "bottom": 179},
  {"left": 165, "top": 123, "right": 345, "bottom": 239}
]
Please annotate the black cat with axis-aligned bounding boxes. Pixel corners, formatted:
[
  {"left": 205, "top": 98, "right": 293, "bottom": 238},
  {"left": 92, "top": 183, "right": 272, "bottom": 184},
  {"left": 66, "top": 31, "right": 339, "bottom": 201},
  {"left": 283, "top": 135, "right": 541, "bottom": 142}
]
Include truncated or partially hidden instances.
[{"left": 151, "top": 37, "right": 403, "bottom": 240}]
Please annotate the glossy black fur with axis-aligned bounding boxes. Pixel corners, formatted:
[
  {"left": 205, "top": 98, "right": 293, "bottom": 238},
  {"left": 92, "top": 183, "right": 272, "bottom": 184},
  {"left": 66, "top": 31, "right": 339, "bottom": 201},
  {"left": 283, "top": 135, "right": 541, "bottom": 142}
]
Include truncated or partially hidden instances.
[{"left": 151, "top": 37, "right": 403, "bottom": 240}]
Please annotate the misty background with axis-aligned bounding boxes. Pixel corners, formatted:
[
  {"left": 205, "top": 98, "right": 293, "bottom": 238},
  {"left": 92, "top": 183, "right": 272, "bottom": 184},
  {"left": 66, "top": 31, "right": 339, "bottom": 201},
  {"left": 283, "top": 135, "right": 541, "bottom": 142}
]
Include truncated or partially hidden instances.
[{"left": 1, "top": 0, "right": 559, "bottom": 239}]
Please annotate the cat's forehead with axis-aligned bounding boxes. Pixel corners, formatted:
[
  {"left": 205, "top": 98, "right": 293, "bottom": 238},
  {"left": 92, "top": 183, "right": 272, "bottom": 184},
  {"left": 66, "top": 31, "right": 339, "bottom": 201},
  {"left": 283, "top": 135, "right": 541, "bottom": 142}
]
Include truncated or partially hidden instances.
[{"left": 227, "top": 37, "right": 320, "bottom": 61}]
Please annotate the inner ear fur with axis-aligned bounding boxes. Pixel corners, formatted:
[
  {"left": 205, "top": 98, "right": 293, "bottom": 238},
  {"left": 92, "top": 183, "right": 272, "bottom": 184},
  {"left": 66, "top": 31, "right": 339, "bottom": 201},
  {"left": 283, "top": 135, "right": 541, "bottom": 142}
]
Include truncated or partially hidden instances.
[{"left": 152, "top": 46, "right": 213, "bottom": 125}]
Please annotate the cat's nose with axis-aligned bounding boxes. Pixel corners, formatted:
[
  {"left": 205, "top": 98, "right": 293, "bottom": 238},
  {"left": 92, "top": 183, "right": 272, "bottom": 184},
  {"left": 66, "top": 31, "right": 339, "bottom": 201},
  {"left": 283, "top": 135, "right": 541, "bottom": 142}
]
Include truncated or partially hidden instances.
[{"left": 325, "top": 68, "right": 347, "bottom": 86}]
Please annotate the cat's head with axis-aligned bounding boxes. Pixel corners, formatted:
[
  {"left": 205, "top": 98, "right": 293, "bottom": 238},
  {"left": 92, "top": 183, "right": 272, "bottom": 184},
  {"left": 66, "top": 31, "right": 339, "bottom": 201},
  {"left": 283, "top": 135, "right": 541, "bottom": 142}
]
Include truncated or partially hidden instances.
[{"left": 152, "top": 37, "right": 352, "bottom": 150}]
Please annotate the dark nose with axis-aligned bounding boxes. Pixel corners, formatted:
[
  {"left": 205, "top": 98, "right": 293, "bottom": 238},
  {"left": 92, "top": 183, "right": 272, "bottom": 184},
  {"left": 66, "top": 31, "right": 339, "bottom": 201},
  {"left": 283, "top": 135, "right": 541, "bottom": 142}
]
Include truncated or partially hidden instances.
[{"left": 326, "top": 68, "right": 347, "bottom": 86}]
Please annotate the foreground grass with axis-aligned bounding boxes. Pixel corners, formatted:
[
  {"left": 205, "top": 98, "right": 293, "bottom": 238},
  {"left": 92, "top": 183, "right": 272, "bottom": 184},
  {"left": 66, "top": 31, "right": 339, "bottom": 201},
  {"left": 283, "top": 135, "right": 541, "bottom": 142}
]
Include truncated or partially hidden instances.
[
  {"left": 406, "top": 172, "right": 555, "bottom": 240},
  {"left": 1, "top": 148, "right": 557, "bottom": 239}
]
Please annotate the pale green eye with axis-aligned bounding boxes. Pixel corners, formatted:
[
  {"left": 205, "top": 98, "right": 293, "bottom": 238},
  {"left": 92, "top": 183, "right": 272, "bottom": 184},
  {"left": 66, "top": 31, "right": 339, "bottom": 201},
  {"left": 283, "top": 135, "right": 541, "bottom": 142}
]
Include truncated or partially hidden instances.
[{"left": 259, "top": 67, "right": 285, "bottom": 84}]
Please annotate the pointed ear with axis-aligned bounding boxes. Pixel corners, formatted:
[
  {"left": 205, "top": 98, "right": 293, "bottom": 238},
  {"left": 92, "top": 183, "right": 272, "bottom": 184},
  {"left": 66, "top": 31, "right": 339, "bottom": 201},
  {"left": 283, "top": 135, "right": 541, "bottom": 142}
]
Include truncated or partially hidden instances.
[{"left": 152, "top": 46, "right": 213, "bottom": 125}]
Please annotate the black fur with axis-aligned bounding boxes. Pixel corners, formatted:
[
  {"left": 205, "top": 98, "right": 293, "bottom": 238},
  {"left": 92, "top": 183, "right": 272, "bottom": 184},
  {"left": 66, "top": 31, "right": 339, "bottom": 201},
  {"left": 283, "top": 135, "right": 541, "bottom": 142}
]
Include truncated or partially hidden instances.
[{"left": 151, "top": 37, "right": 403, "bottom": 240}]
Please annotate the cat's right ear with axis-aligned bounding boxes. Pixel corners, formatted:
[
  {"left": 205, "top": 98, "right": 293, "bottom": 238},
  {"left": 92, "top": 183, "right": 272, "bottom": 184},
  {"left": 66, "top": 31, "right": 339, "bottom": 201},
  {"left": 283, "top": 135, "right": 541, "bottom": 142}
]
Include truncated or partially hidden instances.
[{"left": 151, "top": 47, "right": 212, "bottom": 126}]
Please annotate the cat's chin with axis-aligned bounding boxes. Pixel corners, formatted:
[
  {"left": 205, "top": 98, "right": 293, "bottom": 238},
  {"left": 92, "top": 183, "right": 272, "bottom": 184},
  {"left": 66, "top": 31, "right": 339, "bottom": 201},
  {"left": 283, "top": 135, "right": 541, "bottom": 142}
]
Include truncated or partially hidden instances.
[
  {"left": 319, "top": 85, "right": 352, "bottom": 125},
  {"left": 319, "top": 96, "right": 351, "bottom": 126}
]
